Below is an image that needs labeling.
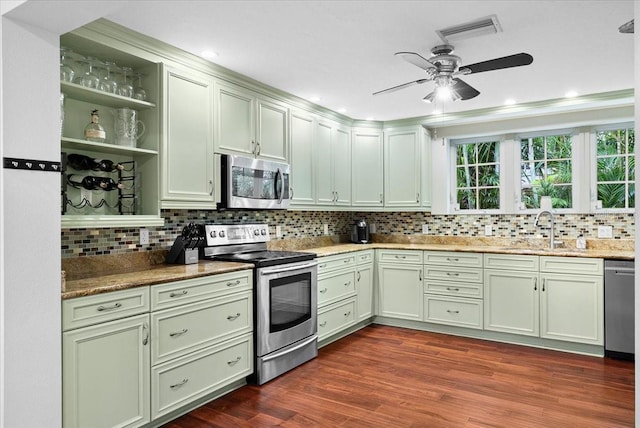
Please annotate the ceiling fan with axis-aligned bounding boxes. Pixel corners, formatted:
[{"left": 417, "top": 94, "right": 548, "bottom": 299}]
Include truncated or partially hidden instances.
[{"left": 373, "top": 44, "right": 533, "bottom": 103}]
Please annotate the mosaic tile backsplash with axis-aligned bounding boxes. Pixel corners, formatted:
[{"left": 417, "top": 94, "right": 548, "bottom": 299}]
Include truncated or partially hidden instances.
[{"left": 61, "top": 210, "right": 635, "bottom": 258}]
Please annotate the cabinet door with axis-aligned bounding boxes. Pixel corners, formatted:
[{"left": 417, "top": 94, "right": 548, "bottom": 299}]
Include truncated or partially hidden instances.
[
  {"left": 378, "top": 264, "right": 422, "bottom": 321},
  {"left": 214, "top": 81, "right": 255, "bottom": 156},
  {"left": 540, "top": 273, "right": 603, "bottom": 345},
  {"left": 332, "top": 126, "right": 352, "bottom": 205},
  {"left": 484, "top": 270, "right": 539, "bottom": 336},
  {"left": 162, "top": 66, "right": 215, "bottom": 207},
  {"left": 356, "top": 263, "right": 373, "bottom": 321},
  {"left": 289, "top": 110, "right": 315, "bottom": 205},
  {"left": 315, "top": 121, "right": 335, "bottom": 205},
  {"left": 351, "top": 129, "right": 383, "bottom": 207},
  {"left": 421, "top": 127, "right": 432, "bottom": 209},
  {"left": 256, "top": 98, "right": 288, "bottom": 162},
  {"left": 63, "top": 314, "right": 150, "bottom": 428},
  {"left": 384, "top": 128, "right": 421, "bottom": 207}
]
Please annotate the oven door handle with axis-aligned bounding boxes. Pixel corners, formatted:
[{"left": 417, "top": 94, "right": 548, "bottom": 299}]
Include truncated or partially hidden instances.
[
  {"left": 261, "top": 335, "right": 317, "bottom": 363},
  {"left": 260, "top": 261, "right": 318, "bottom": 275}
]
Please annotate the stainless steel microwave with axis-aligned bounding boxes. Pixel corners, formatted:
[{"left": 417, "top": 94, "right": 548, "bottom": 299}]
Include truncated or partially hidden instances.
[{"left": 218, "top": 154, "right": 291, "bottom": 210}]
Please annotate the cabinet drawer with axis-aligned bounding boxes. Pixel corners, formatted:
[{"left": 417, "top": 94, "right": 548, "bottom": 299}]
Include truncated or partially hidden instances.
[
  {"left": 423, "top": 295, "right": 483, "bottom": 329},
  {"left": 152, "top": 333, "right": 252, "bottom": 419},
  {"left": 317, "top": 298, "right": 357, "bottom": 341},
  {"left": 377, "top": 249, "right": 423, "bottom": 264},
  {"left": 424, "top": 251, "right": 483, "bottom": 268},
  {"left": 423, "top": 266, "right": 483, "bottom": 283},
  {"left": 62, "top": 287, "right": 150, "bottom": 331},
  {"left": 539, "top": 256, "right": 603, "bottom": 275},
  {"left": 317, "top": 253, "right": 356, "bottom": 274},
  {"left": 318, "top": 270, "right": 356, "bottom": 307},
  {"left": 484, "top": 253, "right": 539, "bottom": 272},
  {"left": 151, "top": 270, "right": 252, "bottom": 311},
  {"left": 151, "top": 291, "right": 252, "bottom": 364},
  {"left": 424, "top": 280, "right": 483, "bottom": 299},
  {"left": 356, "top": 250, "right": 374, "bottom": 265}
]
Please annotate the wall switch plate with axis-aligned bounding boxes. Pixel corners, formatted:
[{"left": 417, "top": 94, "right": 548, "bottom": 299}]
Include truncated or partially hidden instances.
[
  {"left": 370, "top": 223, "right": 376, "bottom": 233},
  {"left": 484, "top": 225, "right": 493, "bottom": 236},
  {"left": 421, "top": 224, "right": 429, "bottom": 234},
  {"left": 139, "top": 228, "right": 149, "bottom": 245},
  {"left": 597, "top": 225, "right": 613, "bottom": 238},
  {"left": 275, "top": 225, "right": 282, "bottom": 238},
  {"left": 323, "top": 224, "right": 329, "bottom": 235}
]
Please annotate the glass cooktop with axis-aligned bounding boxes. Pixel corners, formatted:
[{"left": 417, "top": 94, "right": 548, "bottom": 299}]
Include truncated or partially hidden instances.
[{"left": 214, "top": 250, "right": 315, "bottom": 267}]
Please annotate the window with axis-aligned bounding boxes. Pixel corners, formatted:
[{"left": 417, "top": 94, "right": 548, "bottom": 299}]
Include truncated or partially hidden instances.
[
  {"left": 455, "top": 140, "right": 500, "bottom": 210},
  {"left": 595, "top": 126, "right": 635, "bottom": 209},
  {"left": 520, "top": 133, "right": 573, "bottom": 209}
]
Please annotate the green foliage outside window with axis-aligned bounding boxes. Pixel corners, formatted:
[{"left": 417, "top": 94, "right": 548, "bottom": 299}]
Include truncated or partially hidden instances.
[
  {"left": 456, "top": 141, "right": 500, "bottom": 210},
  {"left": 596, "top": 128, "right": 635, "bottom": 209}
]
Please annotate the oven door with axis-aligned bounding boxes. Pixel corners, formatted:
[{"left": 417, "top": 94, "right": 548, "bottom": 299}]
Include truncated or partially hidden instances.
[{"left": 256, "top": 260, "right": 317, "bottom": 357}]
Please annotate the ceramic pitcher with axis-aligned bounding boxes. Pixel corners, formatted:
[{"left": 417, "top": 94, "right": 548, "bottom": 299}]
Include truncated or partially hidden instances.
[{"left": 112, "top": 108, "right": 145, "bottom": 147}]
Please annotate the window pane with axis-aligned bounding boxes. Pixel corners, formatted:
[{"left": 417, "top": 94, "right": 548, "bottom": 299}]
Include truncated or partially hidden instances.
[
  {"left": 546, "top": 135, "right": 571, "bottom": 159},
  {"left": 455, "top": 140, "right": 499, "bottom": 211},
  {"left": 479, "top": 188, "right": 499, "bottom": 210},
  {"left": 628, "top": 157, "right": 635, "bottom": 180},
  {"left": 457, "top": 166, "right": 477, "bottom": 188},
  {"left": 477, "top": 142, "right": 498, "bottom": 163},
  {"left": 629, "top": 183, "right": 635, "bottom": 208},
  {"left": 457, "top": 189, "right": 476, "bottom": 210},
  {"left": 546, "top": 160, "right": 572, "bottom": 184},
  {"left": 598, "top": 183, "right": 626, "bottom": 209},
  {"left": 479, "top": 165, "right": 499, "bottom": 186},
  {"left": 596, "top": 127, "right": 634, "bottom": 210},
  {"left": 553, "top": 185, "right": 572, "bottom": 208}
]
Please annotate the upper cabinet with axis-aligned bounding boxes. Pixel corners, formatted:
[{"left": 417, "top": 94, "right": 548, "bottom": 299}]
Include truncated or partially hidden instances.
[
  {"left": 214, "top": 81, "right": 288, "bottom": 162},
  {"left": 60, "top": 28, "right": 163, "bottom": 228},
  {"left": 161, "top": 65, "right": 215, "bottom": 209},
  {"left": 384, "top": 126, "right": 422, "bottom": 208},
  {"left": 289, "top": 109, "right": 316, "bottom": 206},
  {"left": 351, "top": 128, "right": 383, "bottom": 208},
  {"left": 316, "top": 120, "right": 351, "bottom": 207}
]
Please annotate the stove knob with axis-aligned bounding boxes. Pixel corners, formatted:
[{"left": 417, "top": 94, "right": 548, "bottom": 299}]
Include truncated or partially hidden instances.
[
  {"left": 219, "top": 230, "right": 226, "bottom": 238},
  {"left": 260, "top": 229, "right": 267, "bottom": 236},
  {"left": 209, "top": 230, "right": 217, "bottom": 238},
  {"left": 254, "top": 229, "right": 260, "bottom": 236}
]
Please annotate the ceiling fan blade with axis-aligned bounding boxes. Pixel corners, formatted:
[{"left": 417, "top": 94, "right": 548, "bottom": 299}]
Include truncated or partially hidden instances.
[
  {"left": 395, "top": 52, "right": 436, "bottom": 71},
  {"left": 460, "top": 53, "right": 533, "bottom": 74},
  {"left": 373, "top": 78, "right": 429, "bottom": 96},
  {"left": 451, "top": 78, "right": 480, "bottom": 100}
]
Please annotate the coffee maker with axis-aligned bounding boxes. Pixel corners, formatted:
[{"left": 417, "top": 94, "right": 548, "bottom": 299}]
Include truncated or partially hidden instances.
[{"left": 350, "top": 219, "right": 370, "bottom": 244}]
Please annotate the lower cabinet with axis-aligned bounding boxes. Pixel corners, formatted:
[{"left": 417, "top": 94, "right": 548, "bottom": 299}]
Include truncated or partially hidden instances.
[
  {"left": 377, "top": 250, "right": 423, "bottom": 321},
  {"left": 355, "top": 250, "right": 374, "bottom": 321}
]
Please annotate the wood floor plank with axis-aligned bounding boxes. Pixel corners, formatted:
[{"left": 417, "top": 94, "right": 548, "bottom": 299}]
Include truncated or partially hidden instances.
[{"left": 164, "top": 325, "right": 634, "bottom": 427}]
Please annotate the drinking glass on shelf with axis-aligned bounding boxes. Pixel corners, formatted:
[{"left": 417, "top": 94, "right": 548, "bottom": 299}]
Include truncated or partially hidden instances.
[
  {"left": 73, "top": 56, "right": 100, "bottom": 89},
  {"left": 98, "top": 61, "right": 119, "bottom": 94},
  {"left": 59, "top": 47, "right": 75, "bottom": 82},
  {"left": 117, "top": 66, "right": 134, "bottom": 98},
  {"left": 133, "top": 72, "right": 147, "bottom": 101}
]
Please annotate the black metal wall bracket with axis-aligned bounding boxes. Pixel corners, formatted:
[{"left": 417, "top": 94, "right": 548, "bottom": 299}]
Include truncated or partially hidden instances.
[{"left": 3, "top": 157, "right": 62, "bottom": 173}]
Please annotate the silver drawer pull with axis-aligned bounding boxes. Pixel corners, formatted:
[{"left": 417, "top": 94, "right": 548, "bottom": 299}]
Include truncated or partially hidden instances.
[
  {"left": 446, "top": 310, "right": 460, "bottom": 314},
  {"left": 142, "top": 322, "right": 149, "bottom": 346},
  {"left": 227, "top": 312, "right": 241, "bottom": 321},
  {"left": 226, "top": 280, "right": 241, "bottom": 287},
  {"left": 446, "top": 287, "right": 460, "bottom": 292},
  {"left": 169, "top": 290, "right": 188, "bottom": 298},
  {"left": 170, "top": 378, "right": 189, "bottom": 389},
  {"left": 320, "top": 321, "right": 327, "bottom": 327},
  {"left": 344, "top": 281, "right": 351, "bottom": 287},
  {"left": 395, "top": 255, "right": 407, "bottom": 259},
  {"left": 446, "top": 257, "right": 459, "bottom": 262},
  {"left": 97, "top": 302, "right": 122, "bottom": 312},
  {"left": 344, "top": 259, "right": 351, "bottom": 263},
  {"left": 319, "top": 288, "right": 328, "bottom": 294},
  {"left": 446, "top": 272, "right": 459, "bottom": 277},
  {"left": 169, "top": 328, "right": 188, "bottom": 337},
  {"left": 227, "top": 356, "right": 242, "bottom": 366},
  {"left": 319, "top": 263, "right": 328, "bottom": 268},
  {"left": 344, "top": 311, "right": 351, "bottom": 317}
]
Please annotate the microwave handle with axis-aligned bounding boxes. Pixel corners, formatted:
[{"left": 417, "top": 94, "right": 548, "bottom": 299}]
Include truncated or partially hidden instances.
[{"left": 276, "top": 167, "right": 284, "bottom": 204}]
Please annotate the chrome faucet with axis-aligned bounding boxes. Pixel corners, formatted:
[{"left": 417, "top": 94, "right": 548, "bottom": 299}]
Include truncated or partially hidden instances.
[{"left": 534, "top": 210, "right": 559, "bottom": 249}]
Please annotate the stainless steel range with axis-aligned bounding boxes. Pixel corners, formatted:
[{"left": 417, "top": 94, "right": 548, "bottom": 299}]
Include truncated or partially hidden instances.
[{"left": 201, "top": 223, "right": 318, "bottom": 384}]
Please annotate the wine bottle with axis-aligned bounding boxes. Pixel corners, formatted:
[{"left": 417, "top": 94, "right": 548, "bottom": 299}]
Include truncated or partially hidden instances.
[
  {"left": 66, "top": 174, "right": 124, "bottom": 191},
  {"left": 67, "top": 153, "right": 124, "bottom": 172}
]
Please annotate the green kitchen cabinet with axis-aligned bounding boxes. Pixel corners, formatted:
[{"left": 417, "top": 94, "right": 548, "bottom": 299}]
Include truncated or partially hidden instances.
[
  {"left": 214, "top": 81, "right": 288, "bottom": 162},
  {"left": 383, "top": 126, "right": 422, "bottom": 208},
  {"left": 351, "top": 128, "right": 383, "bottom": 207},
  {"left": 289, "top": 109, "right": 316, "bottom": 206},
  {"left": 315, "top": 120, "right": 351, "bottom": 206},
  {"left": 355, "top": 250, "right": 374, "bottom": 321},
  {"left": 377, "top": 250, "right": 423, "bottom": 321},
  {"left": 484, "top": 269, "right": 540, "bottom": 336},
  {"left": 63, "top": 313, "right": 151, "bottom": 428},
  {"left": 161, "top": 65, "right": 215, "bottom": 208}
]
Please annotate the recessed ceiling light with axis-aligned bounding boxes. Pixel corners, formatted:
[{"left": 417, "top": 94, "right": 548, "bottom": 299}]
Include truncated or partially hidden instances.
[
  {"left": 309, "top": 96, "right": 321, "bottom": 102},
  {"left": 504, "top": 98, "right": 516, "bottom": 105},
  {"left": 201, "top": 50, "right": 218, "bottom": 60},
  {"left": 365, "top": 117, "right": 375, "bottom": 121},
  {"left": 565, "top": 90, "right": 578, "bottom": 98},
  {"left": 432, "top": 109, "right": 442, "bottom": 115},
  {"left": 337, "top": 108, "right": 347, "bottom": 114}
]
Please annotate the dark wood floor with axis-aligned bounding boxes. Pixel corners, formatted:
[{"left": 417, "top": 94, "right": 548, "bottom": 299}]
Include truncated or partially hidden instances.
[{"left": 163, "top": 325, "right": 634, "bottom": 427}]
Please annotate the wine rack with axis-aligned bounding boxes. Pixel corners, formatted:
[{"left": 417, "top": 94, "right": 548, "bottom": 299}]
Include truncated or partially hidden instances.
[{"left": 61, "top": 152, "right": 137, "bottom": 216}]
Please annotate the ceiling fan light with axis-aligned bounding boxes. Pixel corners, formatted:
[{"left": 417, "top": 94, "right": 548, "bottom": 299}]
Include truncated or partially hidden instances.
[
  {"left": 423, "top": 92, "right": 436, "bottom": 103},
  {"left": 436, "top": 85, "right": 452, "bottom": 100}
]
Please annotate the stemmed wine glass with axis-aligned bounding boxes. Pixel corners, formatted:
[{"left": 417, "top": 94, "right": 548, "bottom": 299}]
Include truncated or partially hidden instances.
[
  {"left": 73, "top": 56, "right": 100, "bottom": 89},
  {"left": 59, "top": 47, "right": 75, "bottom": 83},
  {"left": 98, "top": 61, "right": 119, "bottom": 94},
  {"left": 117, "top": 66, "right": 134, "bottom": 98},
  {"left": 133, "top": 72, "right": 147, "bottom": 101}
]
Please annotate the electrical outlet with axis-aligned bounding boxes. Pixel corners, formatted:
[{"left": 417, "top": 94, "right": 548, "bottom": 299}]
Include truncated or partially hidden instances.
[
  {"left": 139, "top": 228, "right": 149, "bottom": 245},
  {"left": 484, "top": 225, "right": 493, "bottom": 236},
  {"left": 421, "top": 224, "right": 429, "bottom": 234},
  {"left": 597, "top": 225, "right": 613, "bottom": 238},
  {"left": 81, "top": 188, "right": 92, "bottom": 205},
  {"left": 323, "top": 224, "right": 329, "bottom": 235},
  {"left": 275, "top": 225, "right": 282, "bottom": 238},
  {"left": 369, "top": 223, "right": 376, "bottom": 233}
]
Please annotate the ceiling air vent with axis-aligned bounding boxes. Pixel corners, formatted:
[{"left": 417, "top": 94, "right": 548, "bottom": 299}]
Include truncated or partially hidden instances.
[{"left": 436, "top": 15, "right": 502, "bottom": 44}]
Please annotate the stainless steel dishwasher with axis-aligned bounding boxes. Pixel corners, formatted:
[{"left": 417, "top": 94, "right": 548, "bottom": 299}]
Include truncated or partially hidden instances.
[{"left": 604, "top": 260, "right": 635, "bottom": 360}]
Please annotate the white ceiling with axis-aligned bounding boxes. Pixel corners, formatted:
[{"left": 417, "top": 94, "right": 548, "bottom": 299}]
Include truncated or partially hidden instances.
[{"left": 101, "top": 1, "right": 635, "bottom": 121}]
